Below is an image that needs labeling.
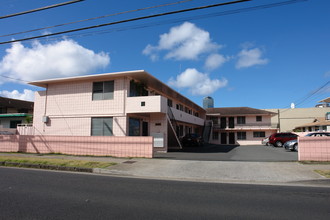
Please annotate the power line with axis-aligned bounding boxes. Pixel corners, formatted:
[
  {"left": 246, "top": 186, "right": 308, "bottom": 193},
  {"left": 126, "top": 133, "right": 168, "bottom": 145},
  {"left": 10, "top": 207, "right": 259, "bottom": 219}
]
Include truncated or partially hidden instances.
[
  {"left": 0, "top": 0, "right": 84, "bottom": 20},
  {"left": 63, "top": 0, "right": 308, "bottom": 42},
  {"left": 19, "top": 0, "right": 308, "bottom": 45},
  {"left": 0, "top": 0, "right": 194, "bottom": 38},
  {"left": 294, "top": 80, "right": 330, "bottom": 107},
  {"left": 0, "top": 0, "right": 308, "bottom": 45},
  {"left": 0, "top": 74, "right": 29, "bottom": 83},
  {"left": 0, "top": 0, "right": 252, "bottom": 45},
  {"left": 279, "top": 80, "right": 330, "bottom": 113}
]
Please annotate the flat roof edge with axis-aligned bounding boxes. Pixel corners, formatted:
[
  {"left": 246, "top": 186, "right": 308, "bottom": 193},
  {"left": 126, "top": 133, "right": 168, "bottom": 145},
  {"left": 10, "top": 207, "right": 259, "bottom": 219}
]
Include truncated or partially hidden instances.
[{"left": 28, "top": 70, "right": 147, "bottom": 88}]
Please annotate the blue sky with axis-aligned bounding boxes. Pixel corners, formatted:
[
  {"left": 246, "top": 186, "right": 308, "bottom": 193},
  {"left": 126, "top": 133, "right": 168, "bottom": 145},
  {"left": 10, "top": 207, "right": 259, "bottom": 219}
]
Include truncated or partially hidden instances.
[{"left": 0, "top": 0, "right": 329, "bottom": 109}]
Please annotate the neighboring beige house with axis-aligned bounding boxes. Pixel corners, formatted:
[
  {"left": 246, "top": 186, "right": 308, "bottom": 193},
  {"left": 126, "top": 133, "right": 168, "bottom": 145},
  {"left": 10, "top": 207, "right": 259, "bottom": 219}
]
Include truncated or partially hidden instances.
[
  {"left": 265, "top": 107, "right": 330, "bottom": 132},
  {"left": 29, "top": 70, "right": 206, "bottom": 152},
  {"left": 206, "top": 107, "right": 277, "bottom": 145},
  {"left": 0, "top": 97, "right": 33, "bottom": 132},
  {"left": 294, "top": 115, "right": 330, "bottom": 132}
]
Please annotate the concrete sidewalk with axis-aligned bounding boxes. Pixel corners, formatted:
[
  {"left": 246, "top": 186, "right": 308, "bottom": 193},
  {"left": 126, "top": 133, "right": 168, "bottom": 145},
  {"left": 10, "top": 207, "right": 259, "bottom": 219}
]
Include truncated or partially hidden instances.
[
  {"left": 1, "top": 153, "right": 330, "bottom": 187},
  {"left": 97, "top": 158, "right": 330, "bottom": 187}
]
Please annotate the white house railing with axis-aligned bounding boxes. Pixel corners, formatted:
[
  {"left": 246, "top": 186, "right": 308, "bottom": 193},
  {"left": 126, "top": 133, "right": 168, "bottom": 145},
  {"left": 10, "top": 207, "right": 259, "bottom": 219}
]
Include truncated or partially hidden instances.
[{"left": 17, "top": 124, "right": 35, "bottom": 135}]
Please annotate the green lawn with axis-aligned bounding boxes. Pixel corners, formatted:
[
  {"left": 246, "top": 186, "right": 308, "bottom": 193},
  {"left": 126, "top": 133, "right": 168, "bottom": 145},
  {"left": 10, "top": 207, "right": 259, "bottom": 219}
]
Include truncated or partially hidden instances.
[
  {"left": 314, "top": 170, "right": 330, "bottom": 178},
  {"left": 0, "top": 156, "right": 116, "bottom": 169}
]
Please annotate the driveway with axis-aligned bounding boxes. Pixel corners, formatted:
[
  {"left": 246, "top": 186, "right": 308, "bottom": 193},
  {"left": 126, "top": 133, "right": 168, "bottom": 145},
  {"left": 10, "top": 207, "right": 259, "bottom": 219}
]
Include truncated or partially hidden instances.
[{"left": 154, "top": 144, "right": 298, "bottom": 162}]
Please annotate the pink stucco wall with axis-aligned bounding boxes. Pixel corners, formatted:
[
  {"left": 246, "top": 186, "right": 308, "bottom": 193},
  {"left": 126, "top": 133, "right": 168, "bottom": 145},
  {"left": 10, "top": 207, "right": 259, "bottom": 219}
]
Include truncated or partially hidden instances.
[
  {"left": 0, "top": 135, "right": 153, "bottom": 158},
  {"left": 33, "top": 78, "right": 128, "bottom": 136},
  {"left": 299, "top": 136, "right": 330, "bottom": 161},
  {"left": 150, "top": 113, "right": 168, "bottom": 151}
]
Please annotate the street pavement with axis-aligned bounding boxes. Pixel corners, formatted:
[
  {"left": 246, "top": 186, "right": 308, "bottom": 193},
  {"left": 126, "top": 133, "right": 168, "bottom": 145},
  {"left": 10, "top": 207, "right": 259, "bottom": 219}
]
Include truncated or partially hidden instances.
[
  {"left": 1, "top": 145, "right": 330, "bottom": 187},
  {"left": 2, "top": 167, "right": 330, "bottom": 220}
]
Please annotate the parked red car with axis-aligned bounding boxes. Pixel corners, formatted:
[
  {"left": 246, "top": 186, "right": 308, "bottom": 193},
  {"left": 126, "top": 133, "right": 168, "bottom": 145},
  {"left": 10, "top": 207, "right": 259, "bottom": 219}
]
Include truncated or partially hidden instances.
[{"left": 268, "top": 132, "right": 298, "bottom": 147}]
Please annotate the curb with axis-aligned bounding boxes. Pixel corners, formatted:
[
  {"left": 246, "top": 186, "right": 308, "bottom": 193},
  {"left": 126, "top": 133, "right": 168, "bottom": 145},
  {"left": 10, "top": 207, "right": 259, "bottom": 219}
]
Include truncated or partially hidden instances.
[{"left": 0, "top": 161, "right": 93, "bottom": 173}]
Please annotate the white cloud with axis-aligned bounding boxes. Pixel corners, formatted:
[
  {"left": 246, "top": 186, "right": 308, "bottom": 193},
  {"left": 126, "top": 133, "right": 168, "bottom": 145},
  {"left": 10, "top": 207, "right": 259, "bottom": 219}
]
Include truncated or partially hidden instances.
[
  {"left": 143, "top": 22, "right": 221, "bottom": 61},
  {"left": 0, "top": 39, "right": 110, "bottom": 82},
  {"left": 168, "top": 68, "right": 227, "bottom": 96},
  {"left": 205, "top": 53, "right": 228, "bottom": 70},
  {"left": 0, "top": 89, "right": 35, "bottom": 101},
  {"left": 236, "top": 47, "right": 268, "bottom": 69}
]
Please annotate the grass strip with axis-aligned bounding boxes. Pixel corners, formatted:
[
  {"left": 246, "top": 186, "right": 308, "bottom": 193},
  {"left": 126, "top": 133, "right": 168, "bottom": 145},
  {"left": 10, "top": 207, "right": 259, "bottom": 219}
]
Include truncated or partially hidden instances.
[
  {"left": 314, "top": 170, "right": 330, "bottom": 178},
  {"left": 0, "top": 156, "right": 116, "bottom": 169}
]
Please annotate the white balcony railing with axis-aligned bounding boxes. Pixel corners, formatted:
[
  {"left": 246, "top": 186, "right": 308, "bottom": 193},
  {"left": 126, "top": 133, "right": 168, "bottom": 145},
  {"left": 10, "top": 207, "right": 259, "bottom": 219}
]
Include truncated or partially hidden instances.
[
  {"left": 213, "top": 123, "right": 278, "bottom": 130},
  {"left": 170, "top": 107, "right": 204, "bottom": 126},
  {"left": 17, "top": 124, "right": 35, "bottom": 135}
]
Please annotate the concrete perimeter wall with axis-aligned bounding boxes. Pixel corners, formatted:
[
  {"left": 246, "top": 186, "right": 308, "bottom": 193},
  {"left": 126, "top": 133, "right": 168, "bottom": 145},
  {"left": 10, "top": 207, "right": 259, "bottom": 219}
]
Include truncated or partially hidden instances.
[
  {"left": 299, "top": 137, "right": 330, "bottom": 161},
  {"left": 0, "top": 135, "right": 153, "bottom": 158}
]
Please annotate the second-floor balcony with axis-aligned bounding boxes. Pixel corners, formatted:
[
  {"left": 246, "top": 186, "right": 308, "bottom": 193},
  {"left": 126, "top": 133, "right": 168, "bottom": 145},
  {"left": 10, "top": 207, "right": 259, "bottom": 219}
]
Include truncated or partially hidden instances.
[
  {"left": 126, "top": 96, "right": 205, "bottom": 126},
  {"left": 126, "top": 95, "right": 167, "bottom": 114},
  {"left": 213, "top": 123, "right": 278, "bottom": 130}
]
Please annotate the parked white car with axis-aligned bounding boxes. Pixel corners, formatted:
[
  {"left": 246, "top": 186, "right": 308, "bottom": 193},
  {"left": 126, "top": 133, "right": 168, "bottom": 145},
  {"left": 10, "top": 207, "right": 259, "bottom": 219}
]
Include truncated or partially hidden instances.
[{"left": 261, "top": 137, "right": 269, "bottom": 146}]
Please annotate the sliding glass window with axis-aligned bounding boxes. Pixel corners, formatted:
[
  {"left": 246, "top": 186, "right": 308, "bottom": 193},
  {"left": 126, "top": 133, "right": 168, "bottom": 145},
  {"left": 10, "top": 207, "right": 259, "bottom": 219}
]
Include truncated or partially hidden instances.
[
  {"left": 92, "top": 81, "right": 114, "bottom": 100},
  {"left": 91, "top": 117, "right": 113, "bottom": 136},
  {"left": 129, "top": 118, "right": 141, "bottom": 136}
]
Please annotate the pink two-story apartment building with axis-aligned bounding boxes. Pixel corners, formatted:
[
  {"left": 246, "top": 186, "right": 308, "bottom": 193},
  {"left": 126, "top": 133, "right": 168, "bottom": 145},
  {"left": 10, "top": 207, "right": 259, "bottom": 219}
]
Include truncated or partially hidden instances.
[
  {"left": 29, "top": 70, "right": 205, "bottom": 152},
  {"left": 206, "top": 107, "right": 277, "bottom": 145}
]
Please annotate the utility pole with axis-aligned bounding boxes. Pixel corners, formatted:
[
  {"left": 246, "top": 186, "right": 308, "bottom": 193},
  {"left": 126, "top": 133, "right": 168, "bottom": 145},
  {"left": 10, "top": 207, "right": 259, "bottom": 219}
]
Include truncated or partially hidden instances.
[{"left": 277, "top": 109, "right": 281, "bottom": 132}]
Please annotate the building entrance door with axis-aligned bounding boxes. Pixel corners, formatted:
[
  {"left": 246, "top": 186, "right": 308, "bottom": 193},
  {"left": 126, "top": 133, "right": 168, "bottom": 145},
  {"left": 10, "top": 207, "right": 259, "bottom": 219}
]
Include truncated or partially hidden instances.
[
  {"left": 142, "top": 121, "right": 148, "bottom": 136},
  {"left": 221, "top": 132, "right": 227, "bottom": 144},
  {"left": 220, "top": 117, "right": 226, "bottom": 129},
  {"left": 228, "top": 117, "right": 235, "bottom": 128},
  {"left": 229, "top": 132, "right": 235, "bottom": 144}
]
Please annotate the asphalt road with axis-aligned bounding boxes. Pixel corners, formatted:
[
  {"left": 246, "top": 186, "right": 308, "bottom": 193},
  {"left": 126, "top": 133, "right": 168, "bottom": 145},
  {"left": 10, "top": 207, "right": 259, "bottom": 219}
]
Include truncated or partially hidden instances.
[
  {"left": 156, "top": 144, "right": 298, "bottom": 161},
  {"left": 1, "top": 167, "right": 329, "bottom": 220}
]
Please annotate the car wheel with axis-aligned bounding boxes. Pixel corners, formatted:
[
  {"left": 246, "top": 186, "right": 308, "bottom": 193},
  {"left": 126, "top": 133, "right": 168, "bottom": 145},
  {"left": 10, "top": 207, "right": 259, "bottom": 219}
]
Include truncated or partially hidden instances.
[
  {"left": 293, "top": 144, "right": 298, "bottom": 152},
  {"left": 275, "top": 141, "right": 283, "bottom": 147}
]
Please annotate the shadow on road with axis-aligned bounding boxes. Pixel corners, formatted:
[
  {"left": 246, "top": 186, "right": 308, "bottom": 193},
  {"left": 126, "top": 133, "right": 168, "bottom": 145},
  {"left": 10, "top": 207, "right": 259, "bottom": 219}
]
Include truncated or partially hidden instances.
[
  {"left": 156, "top": 144, "right": 298, "bottom": 161},
  {"left": 168, "top": 144, "right": 239, "bottom": 153}
]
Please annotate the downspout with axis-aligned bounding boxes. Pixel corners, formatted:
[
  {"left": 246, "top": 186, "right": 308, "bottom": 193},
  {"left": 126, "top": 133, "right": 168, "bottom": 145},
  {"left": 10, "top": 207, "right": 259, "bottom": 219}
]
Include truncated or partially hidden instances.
[
  {"left": 123, "top": 77, "right": 127, "bottom": 115},
  {"left": 43, "top": 84, "right": 48, "bottom": 132},
  {"left": 123, "top": 77, "right": 127, "bottom": 136},
  {"left": 277, "top": 109, "right": 281, "bottom": 132}
]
